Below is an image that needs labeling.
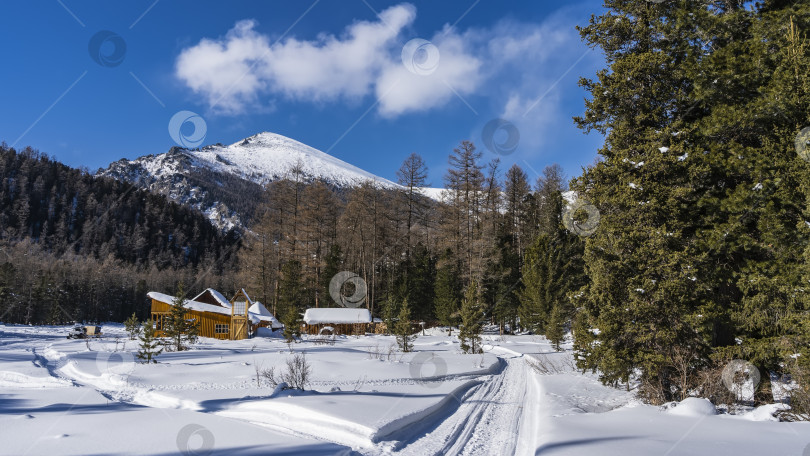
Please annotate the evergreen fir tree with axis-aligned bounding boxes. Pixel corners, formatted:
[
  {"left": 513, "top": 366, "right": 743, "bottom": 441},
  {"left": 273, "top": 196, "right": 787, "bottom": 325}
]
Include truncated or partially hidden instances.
[
  {"left": 402, "top": 243, "right": 436, "bottom": 322},
  {"left": 382, "top": 294, "right": 398, "bottom": 336},
  {"left": 518, "top": 234, "right": 552, "bottom": 333},
  {"left": 395, "top": 298, "right": 414, "bottom": 352},
  {"left": 459, "top": 281, "right": 483, "bottom": 354},
  {"left": 695, "top": 4, "right": 810, "bottom": 384},
  {"left": 137, "top": 319, "right": 162, "bottom": 364},
  {"left": 571, "top": 308, "right": 596, "bottom": 372},
  {"left": 519, "top": 177, "right": 586, "bottom": 336},
  {"left": 434, "top": 250, "right": 462, "bottom": 326},
  {"left": 321, "top": 244, "right": 342, "bottom": 307},
  {"left": 279, "top": 260, "right": 305, "bottom": 342},
  {"left": 282, "top": 305, "right": 302, "bottom": 342},
  {"left": 546, "top": 302, "right": 565, "bottom": 352},
  {"left": 486, "top": 231, "right": 522, "bottom": 334},
  {"left": 124, "top": 312, "right": 140, "bottom": 340},
  {"left": 163, "top": 282, "right": 199, "bottom": 352},
  {"left": 569, "top": 0, "right": 713, "bottom": 401},
  {"left": 569, "top": 0, "right": 810, "bottom": 402}
]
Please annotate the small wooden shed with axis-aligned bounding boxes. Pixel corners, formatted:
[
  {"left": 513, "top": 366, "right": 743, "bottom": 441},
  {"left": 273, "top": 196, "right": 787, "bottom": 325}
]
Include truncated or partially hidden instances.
[{"left": 302, "top": 308, "right": 372, "bottom": 336}]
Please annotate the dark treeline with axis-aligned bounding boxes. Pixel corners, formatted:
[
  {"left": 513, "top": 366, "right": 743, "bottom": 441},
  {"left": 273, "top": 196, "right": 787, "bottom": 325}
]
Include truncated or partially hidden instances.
[
  {"left": 0, "top": 143, "right": 239, "bottom": 324},
  {"left": 0, "top": 143, "right": 236, "bottom": 266}
]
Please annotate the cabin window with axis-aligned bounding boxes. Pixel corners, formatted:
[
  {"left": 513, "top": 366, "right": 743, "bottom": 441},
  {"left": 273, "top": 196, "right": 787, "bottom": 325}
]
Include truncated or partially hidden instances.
[
  {"left": 233, "top": 299, "right": 247, "bottom": 316},
  {"left": 215, "top": 324, "right": 229, "bottom": 334}
]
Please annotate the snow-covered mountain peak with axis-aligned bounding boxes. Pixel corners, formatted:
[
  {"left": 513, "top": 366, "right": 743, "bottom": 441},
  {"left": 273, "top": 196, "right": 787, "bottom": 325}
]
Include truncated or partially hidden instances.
[
  {"left": 193, "top": 132, "right": 397, "bottom": 188},
  {"left": 97, "top": 131, "right": 417, "bottom": 231}
]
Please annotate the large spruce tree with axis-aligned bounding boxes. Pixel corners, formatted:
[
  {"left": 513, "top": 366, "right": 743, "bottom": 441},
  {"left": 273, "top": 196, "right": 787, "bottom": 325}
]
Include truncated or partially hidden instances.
[
  {"left": 573, "top": 0, "right": 810, "bottom": 403},
  {"left": 572, "top": 0, "right": 725, "bottom": 400}
]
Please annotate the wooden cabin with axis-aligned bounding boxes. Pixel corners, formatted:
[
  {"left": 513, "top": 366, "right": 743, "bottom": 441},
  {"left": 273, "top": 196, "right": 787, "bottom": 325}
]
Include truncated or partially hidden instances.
[
  {"left": 302, "top": 308, "right": 372, "bottom": 336},
  {"left": 148, "top": 288, "right": 282, "bottom": 340}
]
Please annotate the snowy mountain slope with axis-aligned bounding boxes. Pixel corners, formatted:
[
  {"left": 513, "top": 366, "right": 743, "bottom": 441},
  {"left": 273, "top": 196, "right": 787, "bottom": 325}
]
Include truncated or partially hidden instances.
[
  {"left": 194, "top": 132, "right": 398, "bottom": 188},
  {"left": 98, "top": 132, "right": 412, "bottom": 231},
  {"left": 99, "top": 147, "right": 265, "bottom": 231}
]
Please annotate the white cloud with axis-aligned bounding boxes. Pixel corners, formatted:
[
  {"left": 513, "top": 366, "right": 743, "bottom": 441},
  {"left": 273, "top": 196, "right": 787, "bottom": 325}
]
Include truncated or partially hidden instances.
[
  {"left": 174, "top": 2, "right": 598, "bottom": 128},
  {"left": 176, "top": 4, "right": 416, "bottom": 114},
  {"left": 263, "top": 4, "right": 415, "bottom": 102},
  {"left": 376, "top": 29, "right": 482, "bottom": 117},
  {"left": 176, "top": 19, "right": 274, "bottom": 114}
]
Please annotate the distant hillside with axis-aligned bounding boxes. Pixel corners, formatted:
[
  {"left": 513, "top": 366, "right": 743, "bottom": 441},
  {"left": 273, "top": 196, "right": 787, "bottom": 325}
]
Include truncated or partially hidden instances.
[{"left": 0, "top": 143, "right": 238, "bottom": 269}]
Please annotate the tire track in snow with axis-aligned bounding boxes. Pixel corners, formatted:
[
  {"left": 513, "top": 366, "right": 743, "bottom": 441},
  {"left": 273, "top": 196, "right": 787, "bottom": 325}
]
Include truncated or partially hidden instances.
[{"left": 389, "top": 351, "right": 531, "bottom": 456}]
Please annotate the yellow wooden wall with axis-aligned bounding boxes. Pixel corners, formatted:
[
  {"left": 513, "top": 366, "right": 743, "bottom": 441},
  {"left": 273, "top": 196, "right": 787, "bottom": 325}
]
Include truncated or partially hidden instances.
[{"left": 150, "top": 299, "right": 232, "bottom": 340}]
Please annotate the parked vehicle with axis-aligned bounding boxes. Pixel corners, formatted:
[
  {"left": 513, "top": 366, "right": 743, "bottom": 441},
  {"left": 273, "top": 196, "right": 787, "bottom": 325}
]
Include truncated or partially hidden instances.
[{"left": 66, "top": 324, "right": 103, "bottom": 339}]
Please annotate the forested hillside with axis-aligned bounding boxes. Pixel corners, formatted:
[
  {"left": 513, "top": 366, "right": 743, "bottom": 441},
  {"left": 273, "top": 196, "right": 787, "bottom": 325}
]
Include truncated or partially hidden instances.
[{"left": 0, "top": 143, "right": 239, "bottom": 324}]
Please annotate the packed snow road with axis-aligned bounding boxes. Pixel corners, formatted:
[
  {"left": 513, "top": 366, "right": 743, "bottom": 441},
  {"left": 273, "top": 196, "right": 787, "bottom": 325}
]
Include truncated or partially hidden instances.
[{"left": 368, "top": 347, "right": 539, "bottom": 456}]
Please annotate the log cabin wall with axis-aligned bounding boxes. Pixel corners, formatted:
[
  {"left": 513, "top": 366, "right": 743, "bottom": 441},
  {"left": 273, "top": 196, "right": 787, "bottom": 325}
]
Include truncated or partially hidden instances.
[{"left": 150, "top": 298, "right": 232, "bottom": 340}]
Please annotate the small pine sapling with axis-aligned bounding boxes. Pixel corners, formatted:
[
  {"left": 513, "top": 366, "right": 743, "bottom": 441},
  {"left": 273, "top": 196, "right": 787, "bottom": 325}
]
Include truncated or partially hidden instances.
[{"left": 137, "top": 319, "right": 163, "bottom": 363}]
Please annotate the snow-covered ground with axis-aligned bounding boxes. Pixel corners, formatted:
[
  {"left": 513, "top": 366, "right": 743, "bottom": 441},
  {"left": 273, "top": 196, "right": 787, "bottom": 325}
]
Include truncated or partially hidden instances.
[{"left": 1, "top": 324, "right": 808, "bottom": 455}]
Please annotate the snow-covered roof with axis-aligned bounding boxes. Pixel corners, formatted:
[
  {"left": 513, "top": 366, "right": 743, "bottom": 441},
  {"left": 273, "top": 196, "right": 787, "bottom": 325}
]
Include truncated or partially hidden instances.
[
  {"left": 303, "top": 308, "right": 371, "bottom": 325},
  {"left": 192, "top": 288, "right": 232, "bottom": 309},
  {"left": 147, "top": 292, "right": 232, "bottom": 316},
  {"left": 249, "top": 301, "right": 283, "bottom": 329}
]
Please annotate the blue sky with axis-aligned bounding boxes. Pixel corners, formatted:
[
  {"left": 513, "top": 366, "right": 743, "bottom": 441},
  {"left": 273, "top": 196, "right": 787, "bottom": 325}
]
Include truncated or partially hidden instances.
[{"left": 0, "top": 0, "right": 605, "bottom": 186}]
